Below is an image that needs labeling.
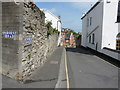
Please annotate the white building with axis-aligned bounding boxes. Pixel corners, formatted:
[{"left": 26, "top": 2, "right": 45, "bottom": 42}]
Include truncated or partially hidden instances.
[
  {"left": 41, "top": 9, "right": 62, "bottom": 46},
  {"left": 81, "top": 0, "right": 120, "bottom": 60}
]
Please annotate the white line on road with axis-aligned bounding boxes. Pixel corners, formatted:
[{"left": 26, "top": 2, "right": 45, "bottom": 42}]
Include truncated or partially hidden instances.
[{"left": 64, "top": 48, "right": 70, "bottom": 89}]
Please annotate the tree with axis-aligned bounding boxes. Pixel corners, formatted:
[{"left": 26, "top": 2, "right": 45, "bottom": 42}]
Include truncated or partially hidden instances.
[{"left": 46, "top": 21, "right": 52, "bottom": 30}]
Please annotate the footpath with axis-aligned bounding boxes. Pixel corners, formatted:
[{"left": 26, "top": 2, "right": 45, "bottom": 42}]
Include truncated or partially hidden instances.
[{"left": 2, "top": 47, "right": 64, "bottom": 89}]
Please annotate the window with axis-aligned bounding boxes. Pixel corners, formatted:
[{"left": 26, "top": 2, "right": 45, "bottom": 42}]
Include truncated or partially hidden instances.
[
  {"left": 87, "top": 17, "right": 92, "bottom": 26},
  {"left": 90, "top": 17, "right": 92, "bottom": 25},
  {"left": 116, "top": 33, "right": 120, "bottom": 51},
  {"left": 92, "top": 33, "right": 95, "bottom": 44},
  {"left": 89, "top": 36, "right": 91, "bottom": 43},
  {"left": 117, "top": 1, "right": 120, "bottom": 22},
  {"left": 87, "top": 18, "right": 89, "bottom": 27},
  {"left": 116, "top": 39, "right": 120, "bottom": 50}
]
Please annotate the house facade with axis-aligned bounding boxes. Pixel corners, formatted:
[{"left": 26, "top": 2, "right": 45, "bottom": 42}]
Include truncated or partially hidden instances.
[
  {"left": 61, "top": 28, "right": 76, "bottom": 48},
  {"left": 41, "top": 9, "right": 62, "bottom": 46},
  {"left": 81, "top": 0, "right": 120, "bottom": 60}
]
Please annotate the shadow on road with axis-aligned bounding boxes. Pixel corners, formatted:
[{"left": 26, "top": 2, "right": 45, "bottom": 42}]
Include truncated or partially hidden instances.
[
  {"left": 24, "top": 78, "right": 57, "bottom": 84},
  {"left": 66, "top": 47, "right": 93, "bottom": 55},
  {"left": 66, "top": 47, "right": 120, "bottom": 68}
]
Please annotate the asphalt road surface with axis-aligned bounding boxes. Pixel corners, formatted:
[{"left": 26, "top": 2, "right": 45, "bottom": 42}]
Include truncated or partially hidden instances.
[{"left": 66, "top": 48, "right": 119, "bottom": 88}]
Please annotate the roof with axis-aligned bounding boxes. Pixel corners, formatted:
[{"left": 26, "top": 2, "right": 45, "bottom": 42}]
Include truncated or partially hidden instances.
[{"left": 81, "top": 0, "right": 102, "bottom": 19}]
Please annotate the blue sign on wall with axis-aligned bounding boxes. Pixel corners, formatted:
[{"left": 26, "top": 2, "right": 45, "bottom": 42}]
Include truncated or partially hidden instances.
[
  {"left": 25, "top": 38, "right": 32, "bottom": 44},
  {"left": 2, "top": 31, "right": 17, "bottom": 39}
]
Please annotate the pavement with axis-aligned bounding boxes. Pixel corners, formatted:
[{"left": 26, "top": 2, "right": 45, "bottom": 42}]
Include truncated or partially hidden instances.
[
  {"left": 55, "top": 48, "right": 67, "bottom": 89},
  {"left": 66, "top": 48, "right": 119, "bottom": 88},
  {"left": 2, "top": 47, "right": 64, "bottom": 88}
]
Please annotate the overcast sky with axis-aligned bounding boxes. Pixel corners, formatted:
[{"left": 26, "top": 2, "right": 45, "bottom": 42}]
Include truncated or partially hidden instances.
[{"left": 35, "top": 1, "right": 97, "bottom": 32}]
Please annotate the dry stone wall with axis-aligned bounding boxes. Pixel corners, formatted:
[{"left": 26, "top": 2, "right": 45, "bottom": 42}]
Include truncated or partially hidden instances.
[{"left": 2, "top": 1, "right": 58, "bottom": 81}]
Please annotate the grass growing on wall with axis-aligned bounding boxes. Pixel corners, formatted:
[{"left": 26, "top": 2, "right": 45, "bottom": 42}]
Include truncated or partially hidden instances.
[
  {"left": 28, "top": 53, "right": 32, "bottom": 60},
  {"left": 46, "top": 21, "right": 60, "bottom": 36},
  {"left": 47, "top": 28, "right": 60, "bottom": 36}
]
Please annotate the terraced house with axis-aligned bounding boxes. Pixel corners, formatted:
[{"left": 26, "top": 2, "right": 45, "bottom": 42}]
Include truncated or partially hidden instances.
[
  {"left": 61, "top": 28, "right": 76, "bottom": 48},
  {"left": 81, "top": 0, "right": 120, "bottom": 60}
]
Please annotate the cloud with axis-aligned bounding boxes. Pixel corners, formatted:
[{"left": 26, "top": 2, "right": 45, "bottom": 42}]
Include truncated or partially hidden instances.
[{"left": 71, "top": 2, "right": 96, "bottom": 10}]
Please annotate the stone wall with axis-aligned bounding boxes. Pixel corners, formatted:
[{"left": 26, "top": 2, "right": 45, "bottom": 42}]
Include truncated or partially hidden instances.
[
  {"left": 0, "top": 1, "right": 2, "bottom": 75},
  {"left": 2, "top": 2, "right": 21, "bottom": 79},
  {"left": 2, "top": 1, "right": 58, "bottom": 81}
]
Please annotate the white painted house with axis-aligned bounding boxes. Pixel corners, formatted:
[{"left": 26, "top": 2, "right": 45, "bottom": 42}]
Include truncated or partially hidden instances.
[
  {"left": 41, "top": 9, "right": 62, "bottom": 46},
  {"left": 81, "top": 0, "right": 120, "bottom": 60}
]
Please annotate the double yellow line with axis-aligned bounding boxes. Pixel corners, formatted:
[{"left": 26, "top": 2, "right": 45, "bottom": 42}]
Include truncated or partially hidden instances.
[{"left": 64, "top": 48, "right": 70, "bottom": 89}]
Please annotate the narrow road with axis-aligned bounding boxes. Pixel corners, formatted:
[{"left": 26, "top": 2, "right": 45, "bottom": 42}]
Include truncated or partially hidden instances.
[{"left": 66, "top": 48, "right": 119, "bottom": 88}]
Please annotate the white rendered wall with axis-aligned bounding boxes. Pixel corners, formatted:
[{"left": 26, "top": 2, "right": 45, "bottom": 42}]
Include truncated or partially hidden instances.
[
  {"left": 81, "top": 16, "right": 87, "bottom": 47},
  {"left": 102, "top": 49, "right": 119, "bottom": 60},
  {"left": 42, "top": 9, "right": 62, "bottom": 46},
  {"left": 102, "top": 0, "right": 118, "bottom": 50},
  {"left": 100, "top": 0, "right": 119, "bottom": 60},
  {"left": 57, "top": 21, "right": 62, "bottom": 46},
  {"left": 82, "top": 2, "right": 103, "bottom": 51},
  {"left": 119, "top": 23, "right": 120, "bottom": 33},
  {"left": 87, "top": 2, "right": 103, "bottom": 51},
  {"left": 82, "top": 0, "right": 120, "bottom": 60},
  {"left": 44, "top": 10, "right": 61, "bottom": 31}
]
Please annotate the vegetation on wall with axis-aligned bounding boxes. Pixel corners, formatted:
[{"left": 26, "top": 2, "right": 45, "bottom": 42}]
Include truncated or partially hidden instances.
[
  {"left": 46, "top": 21, "right": 52, "bottom": 30},
  {"left": 65, "top": 29, "right": 81, "bottom": 39},
  {"left": 46, "top": 21, "right": 60, "bottom": 36},
  {"left": 65, "top": 30, "right": 77, "bottom": 35},
  {"left": 76, "top": 33, "right": 81, "bottom": 39},
  {"left": 47, "top": 28, "right": 60, "bottom": 36},
  {"left": 28, "top": 53, "right": 32, "bottom": 60}
]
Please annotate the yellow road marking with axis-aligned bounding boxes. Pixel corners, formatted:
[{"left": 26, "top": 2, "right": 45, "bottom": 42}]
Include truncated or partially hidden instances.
[{"left": 64, "top": 48, "right": 70, "bottom": 89}]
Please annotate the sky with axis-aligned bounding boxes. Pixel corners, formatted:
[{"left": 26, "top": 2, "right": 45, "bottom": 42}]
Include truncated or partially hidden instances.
[{"left": 35, "top": 2, "right": 96, "bottom": 32}]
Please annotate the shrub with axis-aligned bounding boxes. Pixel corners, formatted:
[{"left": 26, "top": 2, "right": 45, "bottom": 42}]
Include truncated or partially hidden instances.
[{"left": 47, "top": 28, "right": 60, "bottom": 36}]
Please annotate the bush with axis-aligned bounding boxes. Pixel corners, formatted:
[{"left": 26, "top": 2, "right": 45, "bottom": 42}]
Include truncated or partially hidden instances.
[
  {"left": 47, "top": 28, "right": 60, "bottom": 36},
  {"left": 46, "top": 22, "right": 52, "bottom": 30},
  {"left": 76, "top": 34, "right": 81, "bottom": 39}
]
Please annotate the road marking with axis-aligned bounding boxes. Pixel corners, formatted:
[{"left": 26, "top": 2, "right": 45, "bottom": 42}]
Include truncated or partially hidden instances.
[
  {"left": 95, "top": 56, "right": 120, "bottom": 70},
  {"left": 64, "top": 48, "right": 70, "bottom": 89}
]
